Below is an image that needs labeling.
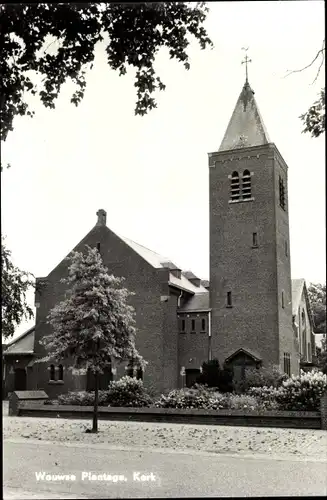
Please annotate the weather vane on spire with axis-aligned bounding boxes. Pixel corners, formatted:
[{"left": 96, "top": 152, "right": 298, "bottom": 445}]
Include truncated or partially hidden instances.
[{"left": 241, "top": 47, "right": 252, "bottom": 83}]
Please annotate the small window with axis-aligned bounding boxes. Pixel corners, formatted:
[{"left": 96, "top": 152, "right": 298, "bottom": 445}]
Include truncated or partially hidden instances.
[
  {"left": 227, "top": 292, "right": 232, "bottom": 307},
  {"left": 191, "top": 319, "right": 196, "bottom": 332},
  {"left": 279, "top": 176, "right": 286, "bottom": 211},
  {"left": 230, "top": 171, "right": 240, "bottom": 201},
  {"left": 285, "top": 240, "right": 288, "bottom": 256},
  {"left": 201, "top": 318, "right": 206, "bottom": 332},
  {"left": 96, "top": 242, "right": 101, "bottom": 252},
  {"left": 282, "top": 291, "right": 285, "bottom": 308},
  {"left": 58, "top": 364, "right": 63, "bottom": 381},
  {"left": 49, "top": 364, "right": 55, "bottom": 381},
  {"left": 180, "top": 319, "right": 186, "bottom": 333},
  {"left": 252, "top": 232, "right": 258, "bottom": 247},
  {"left": 242, "top": 170, "right": 252, "bottom": 200}
]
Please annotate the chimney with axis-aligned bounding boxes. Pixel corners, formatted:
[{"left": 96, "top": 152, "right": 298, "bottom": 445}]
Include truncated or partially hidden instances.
[{"left": 96, "top": 209, "right": 107, "bottom": 226}]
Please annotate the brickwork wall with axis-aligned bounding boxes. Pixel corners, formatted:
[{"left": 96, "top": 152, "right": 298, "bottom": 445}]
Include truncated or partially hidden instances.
[
  {"left": 178, "top": 312, "right": 209, "bottom": 386},
  {"left": 274, "top": 151, "right": 300, "bottom": 375},
  {"left": 209, "top": 144, "right": 280, "bottom": 367},
  {"left": 32, "top": 224, "right": 172, "bottom": 397}
]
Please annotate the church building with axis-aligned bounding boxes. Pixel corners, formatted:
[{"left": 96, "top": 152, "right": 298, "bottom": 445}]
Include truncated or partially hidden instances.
[{"left": 4, "top": 75, "right": 309, "bottom": 398}]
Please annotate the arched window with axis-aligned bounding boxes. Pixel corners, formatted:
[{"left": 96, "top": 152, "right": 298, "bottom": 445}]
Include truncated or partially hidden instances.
[
  {"left": 230, "top": 171, "right": 240, "bottom": 201},
  {"left": 58, "top": 364, "right": 64, "bottom": 381},
  {"left": 49, "top": 364, "right": 55, "bottom": 381},
  {"left": 242, "top": 170, "right": 252, "bottom": 200}
]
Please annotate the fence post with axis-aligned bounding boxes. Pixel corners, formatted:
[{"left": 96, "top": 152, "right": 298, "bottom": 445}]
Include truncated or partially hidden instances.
[{"left": 321, "top": 389, "right": 327, "bottom": 430}]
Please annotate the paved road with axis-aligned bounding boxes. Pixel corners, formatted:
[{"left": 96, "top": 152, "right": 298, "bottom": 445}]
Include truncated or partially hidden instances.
[{"left": 4, "top": 439, "right": 327, "bottom": 498}]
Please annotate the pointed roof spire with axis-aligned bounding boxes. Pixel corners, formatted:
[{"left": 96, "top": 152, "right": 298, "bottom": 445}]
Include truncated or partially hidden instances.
[{"left": 219, "top": 50, "right": 271, "bottom": 152}]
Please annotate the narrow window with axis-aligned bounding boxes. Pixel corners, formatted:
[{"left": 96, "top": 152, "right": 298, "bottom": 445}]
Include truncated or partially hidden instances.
[
  {"left": 242, "top": 170, "right": 252, "bottom": 200},
  {"left": 96, "top": 242, "right": 101, "bottom": 252},
  {"left": 279, "top": 176, "right": 286, "bottom": 211},
  {"left": 58, "top": 364, "right": 63, "bottom": 381},
  {"left": 227, "top": 292, "right": 232, "bottom": 307},
  {"left": 181, "top": 319, "right": 186, "bottom": 333},
  {"left": 191, "top": 319, "right": 196, "bottom": 332},
  {"left": 201, "top": 318, "right": 206, "bottom": 332},
  {"left": 49, "top": 364, "right": 55, "bottom": 381},
  {"left": 282, "top": 291, "right": 285, "bottom": 308},
  {"left": 285, "top": 240, "right": 288, "bottom": 256},
  {"left": 230, "top": 171, "right": 240, "bottom": 201},
  {"left": 283, "top": 353, "right": 290, "bottom": 376},
  {"left": 252, "top": 232, "right": 258, "bottom": 247}
]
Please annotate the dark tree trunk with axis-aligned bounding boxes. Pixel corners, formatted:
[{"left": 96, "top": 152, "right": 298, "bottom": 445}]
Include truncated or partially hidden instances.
[{"left": 92, "top": 371, "right": 99, "bottom": 433}]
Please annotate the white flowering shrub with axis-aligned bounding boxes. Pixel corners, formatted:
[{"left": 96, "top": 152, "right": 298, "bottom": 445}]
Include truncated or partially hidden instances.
[
  {"left": 276, "top": 369, "right": 327, "bottom": 411},
  {"left": 247, "top": 386, "right": 281, "bottom": 410},
  {"left": 248, "top": 370, "right": 327, "bottom": 411},
  {"left": 107, "top": 376, "right": 153, "bottom": 407},
  {"left": 57, "top": 390, "right": 110, "bottom": 406}
]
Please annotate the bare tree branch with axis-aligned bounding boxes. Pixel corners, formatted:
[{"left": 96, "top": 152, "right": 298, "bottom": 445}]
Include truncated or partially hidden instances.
[{"left": 284, "top": 39, "right": 325, "bottom": 82}]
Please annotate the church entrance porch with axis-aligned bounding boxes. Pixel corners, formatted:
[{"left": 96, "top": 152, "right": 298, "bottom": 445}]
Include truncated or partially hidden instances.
[{"left": 224, "top": 348, "right": 262, "bottom": 391}]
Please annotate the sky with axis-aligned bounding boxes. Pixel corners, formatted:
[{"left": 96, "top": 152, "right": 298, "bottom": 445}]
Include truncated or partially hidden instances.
[{"left": 2, "top": 1, "right": 325, "bottom": 341}]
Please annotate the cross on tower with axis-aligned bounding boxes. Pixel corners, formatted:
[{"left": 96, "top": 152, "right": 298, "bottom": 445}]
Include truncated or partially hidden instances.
[{"left": 241, "top": 47, "right": 252, "bottom": 83}]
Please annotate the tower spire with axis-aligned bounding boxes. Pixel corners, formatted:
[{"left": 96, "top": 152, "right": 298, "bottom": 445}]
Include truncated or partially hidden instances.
[{"left": 241, "top": 47, "right": 252, "bottom": 84}]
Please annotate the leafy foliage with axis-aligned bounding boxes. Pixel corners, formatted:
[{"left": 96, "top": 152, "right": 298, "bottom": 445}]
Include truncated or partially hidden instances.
[
  {"left": 106, "top": 376, "right": 152, "bottom": 407},
  {"left": 38, "top": 245, "right": 145, "bottom": 372},
  {"left": 1, "top": 237, "right": 34, "bottom": 339},
  {"left": 0, "top": 2, "right": 212, "bottom": 141},
  {"left": 300, "top": 89, "right": 325, "bottom": 138},
  {"left": 57, "top": 390, "right": 110, "bottom": 406},
  {"left": 308, "top": 283, "right": 326, "bottom": 334},
  {"left": 37, "top": 244, "right": 146, "bottom": 432},
  {"left": 196, "top": 358, "right": 234, "bottom": 393},
  {"left": 248, "top": 369, "right": 327, "bottom": 411},
  {"left": 240, "top": 365, "right": 288, "bottom": 392}
]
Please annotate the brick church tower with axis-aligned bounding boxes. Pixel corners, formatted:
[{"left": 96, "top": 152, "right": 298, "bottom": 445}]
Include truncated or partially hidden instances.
[{"left": 208, "top": 76, "right": 300, "bottom": 380}]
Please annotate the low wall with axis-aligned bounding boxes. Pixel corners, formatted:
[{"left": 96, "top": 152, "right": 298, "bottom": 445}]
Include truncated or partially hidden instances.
[{"left": 16, "top": 403, "right": 322, "bottom": 429}]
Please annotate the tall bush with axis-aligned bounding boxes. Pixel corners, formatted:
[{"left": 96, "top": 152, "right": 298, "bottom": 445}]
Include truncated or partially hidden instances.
[
  {"left": 242, "top": 365, "right": 288, "bottom": 392},
  {"left": 106, "top": 376, "right": 152, "bottom": 407},
  {"left": 196, "top": 359, "right": 233, "bottom": 392},
  {"left": 276, "top": 369, "right": 327, "bottom": 411}
]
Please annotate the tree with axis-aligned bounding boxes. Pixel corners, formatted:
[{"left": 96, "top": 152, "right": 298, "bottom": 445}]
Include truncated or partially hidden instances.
[
  {"left": 197, "top": 358, "right": 233, "bottom": 393},
  {"left": 308, "top": 283, "right": 326, "bottom": 334},
  {"left": 37, "top": 245, "right": 146, "bottom": 433},
  {"left": 285, "top": 39, "right": 325, "bottom": 138},
  {"left": 1, "top": 237, "right": 35, "bottom": 339},
  {"left": 0, "top": 2, "right": 212, "bottom": 142},
  {"left": 300, "top": 89, "right": 325, "bottom": 138}
]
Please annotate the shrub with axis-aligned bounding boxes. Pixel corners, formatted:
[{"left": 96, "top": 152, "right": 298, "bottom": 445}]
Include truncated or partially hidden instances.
[
  {"left": 154, "top": 388, "right": 211, "bottom": 409},
  {"left": 248, "top": 370, "right": 327, "bottom": 411},
  {"left": 228, "top": 394, "right": 260, "bottom": 410},
  {"left": 196, "top": 359, "right": 234, "bottom": 393},
  {"left": 106, "top": 376, "right": 152, "bottom": 407},
  {"left": 275, "top": 369, "right": 327, "bottom": 411},
  {"left": 57, "top": 390, "right": 110, "bottom": 406},
  {"left": 241, "top": 365, "right": 288, "bottom": 392},
  {"left": 247, "top": 386, "right": 281, "bottom": 410}
]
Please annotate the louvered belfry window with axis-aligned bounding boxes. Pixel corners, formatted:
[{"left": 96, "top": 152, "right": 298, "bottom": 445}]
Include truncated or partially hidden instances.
[
  {"left": 242, "top": 170, "right": 252, "bottom": 200},
  {"left": 279, "top": 175, "right": 286, "bottom": 210},
  {"left": 230, "top": 171, "right": 240, "bottom": 201}
]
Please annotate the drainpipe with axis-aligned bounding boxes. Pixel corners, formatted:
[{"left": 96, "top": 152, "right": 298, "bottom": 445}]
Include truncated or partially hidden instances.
[
  {"left": 208, "top": 310, "right": 212, "bottom": 361},
  {"left": 177, "top": 291, "right": 183, "bottom": 308}
]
